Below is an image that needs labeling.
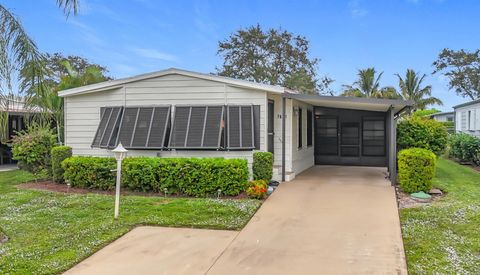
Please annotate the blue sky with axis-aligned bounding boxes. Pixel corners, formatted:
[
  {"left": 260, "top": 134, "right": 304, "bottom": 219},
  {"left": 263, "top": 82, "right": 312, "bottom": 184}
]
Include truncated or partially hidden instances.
[{"left": 4, "top": 0, "right": 480, "bottom": 111}]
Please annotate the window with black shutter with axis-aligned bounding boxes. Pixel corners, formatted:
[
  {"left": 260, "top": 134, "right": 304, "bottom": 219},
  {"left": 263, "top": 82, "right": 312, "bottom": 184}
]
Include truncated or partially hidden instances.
[
  {"left": 298, "top": 108, "right": 303, "bottom": 148},
  {"left": 116, "top": 106, "right": 171, "bottom": 149},
  {"left": 169, "top": 105, "right": 224, "bottom": 149},
  {"left": 362, "top": 117, "right": 385, "bottom": 156},
  {"left": 307, "top": 109, "right": 313, "bottom": 146},
  {"left": 226, "top": 105, "right": 255, "bottom": 149},
  {"left": 92, "top": 106, "right": 123, "bottom": 149}
]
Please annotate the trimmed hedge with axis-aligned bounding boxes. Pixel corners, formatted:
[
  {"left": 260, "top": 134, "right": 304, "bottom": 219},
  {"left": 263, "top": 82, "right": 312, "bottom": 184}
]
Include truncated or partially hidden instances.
[
  {"left": 448, "top": 133, "right": 480, "bottom": 165},
  {"left": 252, "top": 152, "right": 273, "bottom": 181},
  {"left": 398, "top": 148, "right": 436, "bottom": 193},
  {"left": 51, "top": 146, "right": 72, "bottom": 183},
  {"left": 397, "top": 117, "right": 448, "bottom": 155},
  {"left": 62, "top": 156, "right": 116, "bottom": 190},
  {"left": 62, "top": 156, "right": 249, "bottom": 196}
]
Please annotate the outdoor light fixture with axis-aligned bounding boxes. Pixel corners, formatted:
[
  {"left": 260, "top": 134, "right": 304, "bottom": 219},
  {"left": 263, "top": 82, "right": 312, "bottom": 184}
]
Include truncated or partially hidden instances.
[{"left": 112, "top": 143, "right": 128, "bottom": 219}]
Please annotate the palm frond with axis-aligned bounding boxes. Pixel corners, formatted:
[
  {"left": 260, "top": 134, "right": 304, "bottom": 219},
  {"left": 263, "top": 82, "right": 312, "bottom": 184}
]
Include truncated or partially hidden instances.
[{"left": 56, "top": 0, "right": 80, "bottom": 17}]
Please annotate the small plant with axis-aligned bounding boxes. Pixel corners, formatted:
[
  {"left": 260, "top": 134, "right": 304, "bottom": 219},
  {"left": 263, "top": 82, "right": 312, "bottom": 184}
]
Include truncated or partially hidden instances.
[
  {"left": 398, "top": 148, "right": 436, "bottom": 193},
  {"left": 252, "top": 152, "right": 274, "bottom": 181},
  {"left": 11, "top": 125, "right": 57, "bottom": 178},
  {"left": 51, "top": 146, "right": 72, "bottom": 183},
  {"left": 246, "top": 179, "right": 268, "bottom": 199}
]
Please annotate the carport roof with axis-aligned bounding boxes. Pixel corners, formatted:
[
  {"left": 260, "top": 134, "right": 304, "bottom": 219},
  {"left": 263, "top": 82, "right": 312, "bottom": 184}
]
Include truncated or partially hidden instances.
[{"left": 284, "top": 93, "right": 413, "bottom": 114}]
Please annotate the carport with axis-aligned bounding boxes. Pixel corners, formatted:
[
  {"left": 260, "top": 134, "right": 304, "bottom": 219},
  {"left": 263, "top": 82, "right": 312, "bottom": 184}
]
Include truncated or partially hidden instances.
[{"left": 281, "top": 93, "right": 412, "bottom": 184}]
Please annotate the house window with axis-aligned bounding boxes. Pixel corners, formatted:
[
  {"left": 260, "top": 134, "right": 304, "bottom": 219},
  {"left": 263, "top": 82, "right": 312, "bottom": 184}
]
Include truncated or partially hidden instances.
[
  {"left": 226, "top": 105, "right": 257, "bottom": 149},
  {"left": 461, "top": 111, "right": 467, "bottom": 130},
  {"left": 298, "top": 108, "right": 303, "bottom": 148},
  {"left": 307, "top": 109, "right": 313, "bottom": 147},
  {"left": 92, "top": 106, "right": 171, "bottom": 149},
  {"left": 362, "top": 117, "right": 385, "bottom": 156},
  {"left": 169, "top": 105, "right": 224, "bottom": 149},
  {"left": 92, "top": 106, "right": 123, "bottom": 148}
]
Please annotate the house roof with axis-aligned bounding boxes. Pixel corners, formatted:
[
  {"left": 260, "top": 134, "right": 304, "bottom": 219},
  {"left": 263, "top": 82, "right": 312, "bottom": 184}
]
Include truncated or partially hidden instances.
[
  {"left": 0, "top": 97, "right": 42, "bottom": 114},
  {"left": 430, "top": 111, "right": 454, "bottom": 117},
  {"left": 453, "top": 99, "right": 480, "bottom": 109},
  {"left": 285, "top": 92, "right": 413, "bottom": 114},
  {"left": 58, "top": 68, "right": 286, "bottom": 97}
]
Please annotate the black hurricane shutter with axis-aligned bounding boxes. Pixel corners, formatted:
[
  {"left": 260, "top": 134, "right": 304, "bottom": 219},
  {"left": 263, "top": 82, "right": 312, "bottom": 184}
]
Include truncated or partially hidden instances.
[
  {"left": 298, "top": 108, "right": 303, "bottom": 148},
  {"left": 307, "top": 109, "right": 313, "bottom": 146},
  {"left": 169, "top": 106, "right": 224, "bottom": 149},
  {"left": 92, "top": 106, "right": 123, "bottom": 149},
  {"left": 116, "top": 106, "right": 171, "bottom": 149},
  {"left": 227, "top": 105, "right": 255, "bottom": 149}
]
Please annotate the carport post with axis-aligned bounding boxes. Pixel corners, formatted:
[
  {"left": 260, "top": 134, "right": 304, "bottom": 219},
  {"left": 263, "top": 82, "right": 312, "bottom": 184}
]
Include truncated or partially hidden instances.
[
  {"left": 388, "top": 106, "right": 396, "bottom": 185},
  {"left": 282, "top": 96, "right": 286, "bottom": 182}
]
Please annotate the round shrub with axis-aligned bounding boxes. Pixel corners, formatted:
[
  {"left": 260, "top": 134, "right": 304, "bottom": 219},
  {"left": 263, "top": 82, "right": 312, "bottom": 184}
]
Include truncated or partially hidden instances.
[
  {"left": 51, "top": 146, "right": 72, "bottom": 183},
  {"left": 397, "top": 117, "right": 448, "bottom": 155},
  {"left": 252, "top": 152, "right": 273, "bottom": 181},
  {"left": 398, "top": 148, "right": 436, "bottom": 193},
  {"left": 11, "top": 126, "right": 57, "bottom": 178}
]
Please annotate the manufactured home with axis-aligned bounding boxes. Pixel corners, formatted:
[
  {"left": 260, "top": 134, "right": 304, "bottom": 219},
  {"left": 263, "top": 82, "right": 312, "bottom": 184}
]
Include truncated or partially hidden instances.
[
  {"left": 454, "top": 100, "right": 480, "bottom": 137},
  {"left": 59, "top": 68, "right": 412, "bottom": 183}
]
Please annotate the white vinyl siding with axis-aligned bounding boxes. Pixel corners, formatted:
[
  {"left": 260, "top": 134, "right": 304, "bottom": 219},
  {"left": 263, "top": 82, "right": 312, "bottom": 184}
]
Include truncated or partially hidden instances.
[
  {"left": 455, "top": 104, "right": 480, "bottom": 137},
  {"left": 64, "top": 74, "right": 267, "bottom": 171}
]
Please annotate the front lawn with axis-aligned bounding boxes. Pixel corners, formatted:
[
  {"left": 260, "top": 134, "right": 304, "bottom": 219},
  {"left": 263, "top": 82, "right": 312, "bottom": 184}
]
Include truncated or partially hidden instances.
[
  {"left": 400, "top": 158, "right": 480, "bottom": 274},
  {"left": 0, "top": 170, "right": 261, "bottom": 274}
]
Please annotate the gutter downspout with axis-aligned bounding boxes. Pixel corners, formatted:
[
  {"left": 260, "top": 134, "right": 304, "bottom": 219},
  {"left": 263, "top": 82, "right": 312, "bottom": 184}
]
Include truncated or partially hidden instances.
[{"left": 282, "top": 96, "right": 286, "bottom": 182}]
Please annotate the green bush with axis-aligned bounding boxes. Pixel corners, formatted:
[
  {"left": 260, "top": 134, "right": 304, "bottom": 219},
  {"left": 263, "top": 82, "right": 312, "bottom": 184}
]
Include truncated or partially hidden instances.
[
  {"left": 51, "top": 146, "right": 72, "bottom": 183},
  {"left": 252, "top": 152, "right": 273, "bottom": 181},
  {"left": 448, "top": 133, "right": 480, "bottom": 164},
  {"left": 11, "top": 126, "right": 57, "bottom": 178},
  {"left": 62, "top": 156, "right": 116, "bottom": 190},
  {"left": 397, "top": 117, "right": 448, "bottom": 155},
  {"left": 398, "top": 148, "right": 436, "bottom": 193},
  {"left": 63, "top": 156, "right": 249, "bottom": 196}
]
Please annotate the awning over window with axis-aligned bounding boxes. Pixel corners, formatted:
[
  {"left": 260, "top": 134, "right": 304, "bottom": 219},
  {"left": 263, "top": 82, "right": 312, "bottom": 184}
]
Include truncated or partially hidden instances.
[
  {"left": 91, "top": 104, "right": 259, "bottom": 150},
  {"left": 169, "top": 105, "right": 224, "bottom": 149}
]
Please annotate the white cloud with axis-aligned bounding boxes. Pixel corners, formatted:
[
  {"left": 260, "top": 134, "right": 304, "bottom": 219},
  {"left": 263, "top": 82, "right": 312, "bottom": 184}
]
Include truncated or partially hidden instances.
[
  {"left": 131, "top": 47, "right": 178, "bottom": 62},
  {"left": 348, "top": 0, "right": 368, "bottom": 18}
]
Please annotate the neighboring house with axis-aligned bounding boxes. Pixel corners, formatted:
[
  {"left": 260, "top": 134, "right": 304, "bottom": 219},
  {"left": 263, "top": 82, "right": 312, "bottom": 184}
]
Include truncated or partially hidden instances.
[
  {"left": 430, "top": 111, "right": 454, "bottom": 122},
  {"left": 58, "top": 68, "right": 412, "bottom": 183},
  {"left": 0, "top": 98, "right": 32, "bottom": 165},
  {"left": 454, "top": 100, "right": 480, "bottom": 136}
]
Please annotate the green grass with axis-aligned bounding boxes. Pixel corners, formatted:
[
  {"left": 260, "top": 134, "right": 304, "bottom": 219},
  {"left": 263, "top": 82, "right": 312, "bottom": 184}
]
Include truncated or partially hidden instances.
[
  {"left": 400, "top": 158, "right": 480, "bottom": 274},
  {"left": 0, "top": 170, "right": 261, "bottom": 274}
]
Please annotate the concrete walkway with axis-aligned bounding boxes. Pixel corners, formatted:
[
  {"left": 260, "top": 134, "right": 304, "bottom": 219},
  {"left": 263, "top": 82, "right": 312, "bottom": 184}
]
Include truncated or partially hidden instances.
[
  {"left": 65, "top": 166, "right": 407, "bottom": 275},
  {"left": 0, "top": 164, "right": 18, "bottom": 172}
]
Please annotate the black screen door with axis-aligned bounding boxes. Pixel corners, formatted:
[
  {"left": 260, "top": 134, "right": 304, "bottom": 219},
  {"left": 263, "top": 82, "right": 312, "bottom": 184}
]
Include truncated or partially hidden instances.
[
  {"left": 340, "top": 122, "right": 360, "bottom": 156},
  {"left": 267, "top": 100, "right": 274, "bottom": 154},
  {"left": 316, "top": 116, "right": 338, "bottom": 155}
]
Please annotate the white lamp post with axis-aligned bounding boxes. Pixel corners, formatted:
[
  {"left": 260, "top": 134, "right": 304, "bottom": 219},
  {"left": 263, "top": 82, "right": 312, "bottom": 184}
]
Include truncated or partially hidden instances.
[{"left": 112, "top": 143, "right": 128, "bottom": 219}]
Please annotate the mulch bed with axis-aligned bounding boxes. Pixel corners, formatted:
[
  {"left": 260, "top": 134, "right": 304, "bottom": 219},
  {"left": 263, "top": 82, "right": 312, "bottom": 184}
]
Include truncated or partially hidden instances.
[
  {"left": 396, "top": 187, "right": 444, "bottom": 209},
  {"left": 17, "top": 180, "right": 249, "bottom": 200}
]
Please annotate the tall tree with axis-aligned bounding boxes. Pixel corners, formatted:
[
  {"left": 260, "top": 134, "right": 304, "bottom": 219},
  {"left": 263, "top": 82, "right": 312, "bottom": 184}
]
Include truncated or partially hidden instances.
[
  {"left": 433, "top": 48, "right": 480, "bottom": 100},
  {"left": 341, "top": 68, "right": 401, "bottom": 99},
  {"left": 26, "top": 59, "right": 109, "bottom": 143},
  {"left": 216, "top": 24, "right": 333, "bottom": 95},
  {"left": 0, "top": 0, "right": 80, "bottom": 141},
  {"left": 396, "top": 69, "right": 442, "bottom": 112}
]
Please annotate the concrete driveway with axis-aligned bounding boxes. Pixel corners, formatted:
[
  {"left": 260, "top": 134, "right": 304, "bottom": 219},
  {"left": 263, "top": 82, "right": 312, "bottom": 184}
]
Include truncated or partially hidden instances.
[{"left": 66, "top": 166, "right": 407, "bottom": 275}]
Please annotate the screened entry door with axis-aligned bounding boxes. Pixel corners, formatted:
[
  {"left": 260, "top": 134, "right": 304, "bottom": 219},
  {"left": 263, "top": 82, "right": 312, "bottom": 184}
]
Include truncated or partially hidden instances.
[
  {"left": 267, "top": 100, "right": 274, "bottom": 154},
  {"left": 340, "top": 122, "right": 360, "bottom": 157}
]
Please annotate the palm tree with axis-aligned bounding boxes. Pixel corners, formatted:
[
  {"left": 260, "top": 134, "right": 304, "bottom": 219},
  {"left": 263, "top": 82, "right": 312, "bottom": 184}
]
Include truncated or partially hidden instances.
[
  {"left": 0, "top": 0, "right": 79, "bottom": 141},
  {"left": 341, "top": 68, "right": 401, "bottom": 99},
  {"left": 396, "top": 69, "right": 443, "bottom": 112}
]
